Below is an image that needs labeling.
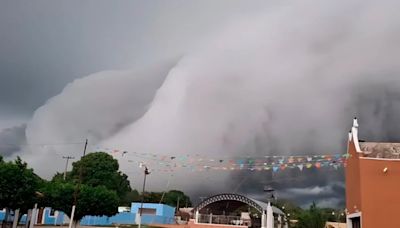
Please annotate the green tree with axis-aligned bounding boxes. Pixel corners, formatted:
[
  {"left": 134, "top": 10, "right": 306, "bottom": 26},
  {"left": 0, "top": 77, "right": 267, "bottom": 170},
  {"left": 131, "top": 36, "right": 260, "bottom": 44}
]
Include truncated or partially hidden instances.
[
  {"left": 0, "top": 157, "right": 41, "bottom": 212},
  {"left": 77, "top": 185, "right": 119, "bottom": 220},
  {"left": 296, "top": 202, "right": 326, "bottom": 228},
  {"left": 143, "top": 192, "right": 163, "bottom": 203},
  {"left": 38, "top": 182, "right": 75, "bottom": 211},
  {"left": 51, "top": 172, "right": 69, "bottom": 182},
  {"left": 69, "top": 152, "right": 131, "bottom": 202},
  {"left": 40, "top": 181, "right": 119, "bottom": 221},
  {"left": 120, "top": 189, "right": 140, "bottom": 206},
  {"left": 274, "top": 199, "right": 303, "bottom": 221},
  {"left": 163, "top": 190, "right": 192, "bottom": 208}
]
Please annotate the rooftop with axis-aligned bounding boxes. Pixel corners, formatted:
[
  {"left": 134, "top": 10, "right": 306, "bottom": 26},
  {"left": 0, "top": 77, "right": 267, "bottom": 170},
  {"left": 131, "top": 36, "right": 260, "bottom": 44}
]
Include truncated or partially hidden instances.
[{"left": 359, "top": 142, "right": 400, "bottom": 159}]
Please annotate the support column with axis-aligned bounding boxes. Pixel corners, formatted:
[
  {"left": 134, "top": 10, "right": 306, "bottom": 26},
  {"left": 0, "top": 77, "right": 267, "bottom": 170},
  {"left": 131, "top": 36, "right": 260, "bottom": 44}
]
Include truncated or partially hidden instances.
[
  {"left": 209, "top": 213, "right": 212, "bottom": 224},
  {"left": 12, "top": 209, "right": 20, "bottom": 228},
  {"left": 277, "top": 215, "right": 282, "bottom": 228},
  {"left": 54, "top": 211, "right": 59, "bottom": 226},
  {"left": 195, "top": 210, "right": 199, "bottom": 224},
  {"left": 68, "top": 205, "right": 75, "bottom": 228},
  {"left": 135, "top": 213, "right": 141, "bottom": 225},
  {"left": 25, "top": 210, "right": 32, "bottom": 228},
  {"left": 29, "top": 204, "right": 37, "bottom": 228},
  {"left": 261, "top": 210, "right": 267, "bottom": 228}
]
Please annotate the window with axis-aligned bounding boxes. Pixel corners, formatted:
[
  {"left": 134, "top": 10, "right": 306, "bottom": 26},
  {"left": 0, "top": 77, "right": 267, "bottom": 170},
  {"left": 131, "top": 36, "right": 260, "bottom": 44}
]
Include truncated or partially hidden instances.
[
  {"left": 351, "top": 216, "right": 361, "bottom": 228},
  {"left": 139, "top": 208, "right": 156, "bottom": 215}
]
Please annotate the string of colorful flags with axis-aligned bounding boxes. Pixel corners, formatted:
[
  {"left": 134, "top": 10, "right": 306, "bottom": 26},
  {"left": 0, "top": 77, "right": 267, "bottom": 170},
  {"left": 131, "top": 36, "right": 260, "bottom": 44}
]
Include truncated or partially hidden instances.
[{"left": 94, "top": 146, "right": 349, "bottom": 173}]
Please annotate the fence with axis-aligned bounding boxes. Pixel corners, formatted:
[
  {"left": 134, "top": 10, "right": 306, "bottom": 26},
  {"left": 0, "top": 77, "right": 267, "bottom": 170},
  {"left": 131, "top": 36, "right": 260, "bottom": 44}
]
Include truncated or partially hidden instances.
[{"left": 198, "top": 214, "right": 244, "bottom": 226}]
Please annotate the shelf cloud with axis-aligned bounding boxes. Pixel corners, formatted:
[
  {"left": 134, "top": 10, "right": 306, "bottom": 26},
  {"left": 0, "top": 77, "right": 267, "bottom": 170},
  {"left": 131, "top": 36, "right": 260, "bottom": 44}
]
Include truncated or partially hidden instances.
[{"left": 5, "top": 0, "right": 400, "bottom": 207}]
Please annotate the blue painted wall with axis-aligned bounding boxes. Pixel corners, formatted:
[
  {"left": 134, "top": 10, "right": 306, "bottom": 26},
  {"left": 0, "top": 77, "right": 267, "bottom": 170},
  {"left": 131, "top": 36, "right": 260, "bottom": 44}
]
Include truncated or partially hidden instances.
[
  {"left": 130, "top": 203, "right": 175, "bottom": 218},
  {"left": 1, "top": 203, "right": 175, "bottom": 226},
  {"left": 80, "top": 203, "right": 176, "bottom": 226},
  {"left": 0, "top": 211, "right": 5, "bottom": 221},
  {"left": 0, "top": 210, "right": 27, "bottom": 224},
  {"left": 80, "top": 213, "right": 175, "bottom": 226},
  {"left": 42, "top": 207, "right": 65, "bottom": 225},
  {"left": 141, "top": 214, "right": 175, "bottom": 224},
  {"left": 0, "top": 208, "right": 63, "bottom": 225},
  {"left": 80, "top": 212, "right": 135, "bottom": 225}
]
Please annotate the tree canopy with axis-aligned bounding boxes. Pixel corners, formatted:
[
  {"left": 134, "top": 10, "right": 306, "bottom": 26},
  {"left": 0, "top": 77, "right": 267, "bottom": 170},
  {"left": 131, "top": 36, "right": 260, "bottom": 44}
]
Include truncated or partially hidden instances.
[
  {"left": 0, "top": 153, "right": 193, "bottom": 224},
  {"left": 141, "top": 190, "right": 192, "bottom": 208},
  {"left": 0, "top": 156, "right": 41, "bottom": 212},
  {"left": 163, "top": 190, "right": 192, "bottom": 208},
  {"left": 69, "top": 152, "right": 131, "bottom": 202},
  {"left": 296, "top": 202, "right": 327, "bottom": 228},
  {"left": 120, "top": 189, "right": 140, "bottom": 206},
  {"left": 275, "top": 198, "right": 303, "bottom": 221},
  {"left": 39, "top": 181, "right": 119, "bottom": 220}
]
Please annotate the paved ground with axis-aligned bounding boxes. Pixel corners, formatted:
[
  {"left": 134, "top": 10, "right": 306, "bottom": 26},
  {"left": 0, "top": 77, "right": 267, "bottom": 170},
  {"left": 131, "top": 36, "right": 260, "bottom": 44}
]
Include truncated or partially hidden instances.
[
  {"left": 33, "top": 225, "right": 161, "bottom": 228},
  {"left": 31, "top": 221, "right": 243, "bottom": 228}
]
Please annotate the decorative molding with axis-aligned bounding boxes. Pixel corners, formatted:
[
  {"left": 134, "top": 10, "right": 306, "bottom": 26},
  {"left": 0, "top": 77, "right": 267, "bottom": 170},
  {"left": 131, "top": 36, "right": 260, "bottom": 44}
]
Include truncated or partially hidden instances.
[{"left": 347, "top": 212, "right": 361, "bottom": 218}]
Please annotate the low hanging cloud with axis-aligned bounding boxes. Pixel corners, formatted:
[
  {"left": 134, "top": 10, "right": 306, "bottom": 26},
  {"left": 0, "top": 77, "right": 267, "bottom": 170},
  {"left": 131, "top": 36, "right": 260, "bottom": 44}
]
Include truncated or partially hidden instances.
[
  {"left": 0, "top": 124, "right": 26, "bottom": 157},
  {"left": 20, "top": 0, "right": 400, "bottom": 207}
]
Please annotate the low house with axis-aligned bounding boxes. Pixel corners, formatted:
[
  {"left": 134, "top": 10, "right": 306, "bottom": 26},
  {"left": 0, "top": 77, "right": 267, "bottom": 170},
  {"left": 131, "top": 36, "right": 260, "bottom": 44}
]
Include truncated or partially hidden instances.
[{"left": 80, "top": 202, "right": 176, "bottom": 226}]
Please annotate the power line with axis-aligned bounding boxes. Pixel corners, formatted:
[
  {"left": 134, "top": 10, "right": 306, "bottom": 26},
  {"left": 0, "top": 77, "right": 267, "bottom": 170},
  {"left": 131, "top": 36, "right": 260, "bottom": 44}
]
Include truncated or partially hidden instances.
[{"left": 0, "top": 142, "right": 85, "bottom": 146}]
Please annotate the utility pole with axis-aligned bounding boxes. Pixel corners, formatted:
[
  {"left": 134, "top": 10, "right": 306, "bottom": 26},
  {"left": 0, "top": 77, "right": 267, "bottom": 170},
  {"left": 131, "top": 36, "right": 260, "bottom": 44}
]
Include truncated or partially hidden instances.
[
  {"left": 82, "top": 138, "right": 88, "bottom": 156},
  {"left": 69, "top": 139, "right": 88, "bottom": 228},
  {"left": 138, "top": 166, "right": 150, "bottom": 228},
  {"left": 62, "top": 156, "right": 75, "bottom": 180},
  {"left": 74, "top": 138, "right": 88, "bottom": 202}
]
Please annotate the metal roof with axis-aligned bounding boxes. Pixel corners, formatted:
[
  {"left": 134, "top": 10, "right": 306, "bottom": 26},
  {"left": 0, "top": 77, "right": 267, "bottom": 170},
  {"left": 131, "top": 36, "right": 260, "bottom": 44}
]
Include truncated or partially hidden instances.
[{"left": 193, "top": 193, "right": 285, "bottom": 215}]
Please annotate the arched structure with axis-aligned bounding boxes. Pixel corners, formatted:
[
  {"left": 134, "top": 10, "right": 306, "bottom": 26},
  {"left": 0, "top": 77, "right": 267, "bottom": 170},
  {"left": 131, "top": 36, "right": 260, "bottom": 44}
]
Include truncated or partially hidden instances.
[
  {"left": 193, "top": 193, "right": 285, "bottom": 228},
  {"left": 193, "top": 193, "right": 284, "bottom": 215}
]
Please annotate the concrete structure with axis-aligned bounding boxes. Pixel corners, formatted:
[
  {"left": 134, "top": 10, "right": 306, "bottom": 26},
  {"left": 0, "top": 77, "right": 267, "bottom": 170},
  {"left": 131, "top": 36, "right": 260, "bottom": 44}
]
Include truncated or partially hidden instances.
[
  {"left": 346, "top": 118, "right": 400, "bottom": 228},
  {"left": 39, "top": 207, "right": 67, "bottom": 225},
  {"left": 0, "top": 208, "right": 66, "bottom": 225},
  {"left": 193, "top": 193, "right": 285, "bottom": 228},
  {"left": 80, "top": 202, "right": 175, "bottom": 226},
  {"left": 1, "top": 203, "right": 174, "bottom": 226}
]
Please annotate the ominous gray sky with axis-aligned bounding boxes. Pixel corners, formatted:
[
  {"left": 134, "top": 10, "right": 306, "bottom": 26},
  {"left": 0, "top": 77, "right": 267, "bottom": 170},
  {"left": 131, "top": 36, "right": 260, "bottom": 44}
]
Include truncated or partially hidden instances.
[
  {"left": 2, "top": 0, "right": 400, "bottom": 209},
  {"left": 0, "top": 0, "right": 267, "bottom": 122}
]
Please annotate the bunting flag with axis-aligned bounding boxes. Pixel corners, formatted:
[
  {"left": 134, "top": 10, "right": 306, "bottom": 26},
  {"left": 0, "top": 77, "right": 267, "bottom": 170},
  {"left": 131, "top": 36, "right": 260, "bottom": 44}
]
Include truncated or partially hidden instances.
[{"left": 93, "top": 145, "right": 350, "bottom": 173}]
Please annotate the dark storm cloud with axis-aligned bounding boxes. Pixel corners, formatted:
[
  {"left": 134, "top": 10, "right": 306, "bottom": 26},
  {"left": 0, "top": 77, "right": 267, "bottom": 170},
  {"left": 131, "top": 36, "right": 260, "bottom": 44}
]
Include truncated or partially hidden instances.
[
  {"left": 0, "top": 124, "right": 26, "bottom": 157},
  {"left": 0, "top": 0, "right": 267, "bottom": 114},
  {"left": 226, "top": 82, "right": 400, "bottom": 209},
  {"left": 4, "top": 0, "right": 400, "bottom": 210},
  {"left": 0, "top": 0, "right": 150, "bottom": 113},
  {"left": 187, "top": 168, "right": 345, "bottom": 208}
]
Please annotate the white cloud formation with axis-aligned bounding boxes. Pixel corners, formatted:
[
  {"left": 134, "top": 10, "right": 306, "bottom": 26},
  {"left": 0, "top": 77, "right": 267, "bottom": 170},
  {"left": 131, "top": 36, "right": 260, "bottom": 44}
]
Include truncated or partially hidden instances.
[
  {"left": 21, "top": 0, "right": 400, "bottom": 205},
  {"left": 286, "top": 186, "right": 334, "bottom": 196}
]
